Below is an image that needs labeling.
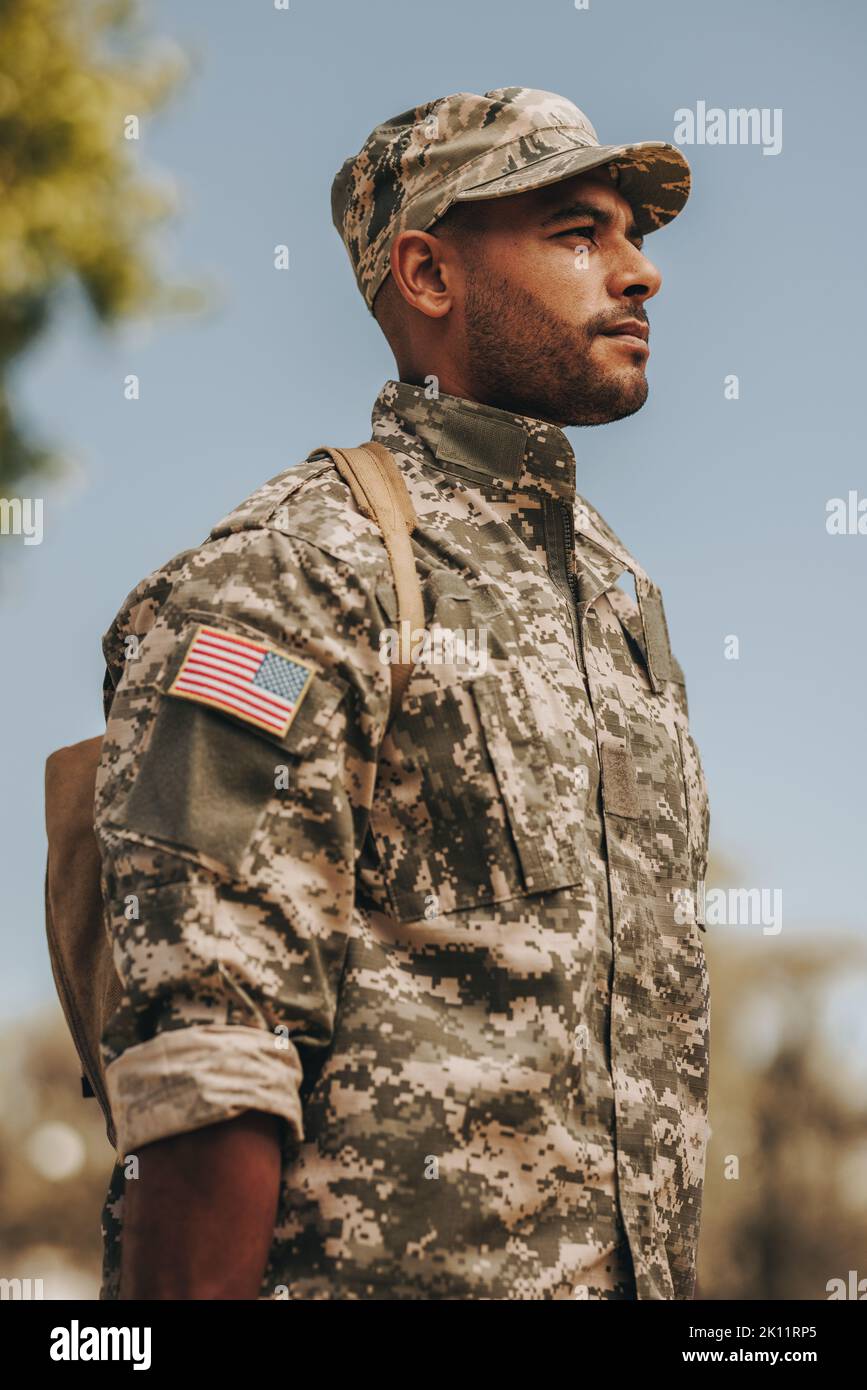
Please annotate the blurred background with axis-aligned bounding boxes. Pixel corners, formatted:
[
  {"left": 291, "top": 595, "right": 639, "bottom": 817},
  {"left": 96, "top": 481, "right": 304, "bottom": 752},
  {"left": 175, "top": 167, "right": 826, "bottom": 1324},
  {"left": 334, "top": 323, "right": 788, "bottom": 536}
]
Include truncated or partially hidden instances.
[{"left": 2, "top": 0, "right": 865, "bottom": 1299}]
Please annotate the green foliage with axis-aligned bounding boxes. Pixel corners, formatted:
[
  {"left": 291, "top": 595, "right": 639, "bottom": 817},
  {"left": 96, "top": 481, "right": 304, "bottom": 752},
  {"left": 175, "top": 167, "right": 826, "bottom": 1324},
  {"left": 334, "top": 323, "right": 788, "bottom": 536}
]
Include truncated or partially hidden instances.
[{"left": 0, "top": 0, "right": 192, "bottom": 488}]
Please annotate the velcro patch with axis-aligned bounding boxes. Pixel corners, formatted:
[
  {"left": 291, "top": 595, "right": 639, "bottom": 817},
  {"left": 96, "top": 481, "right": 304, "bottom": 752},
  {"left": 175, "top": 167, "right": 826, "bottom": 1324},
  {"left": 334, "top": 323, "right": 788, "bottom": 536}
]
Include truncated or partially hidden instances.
[
  {"left": 599, "top": 740, "right": 641, "bottom": 819},
  {"left": 167, "top": 623, "right": 315, "bottom": 737}
]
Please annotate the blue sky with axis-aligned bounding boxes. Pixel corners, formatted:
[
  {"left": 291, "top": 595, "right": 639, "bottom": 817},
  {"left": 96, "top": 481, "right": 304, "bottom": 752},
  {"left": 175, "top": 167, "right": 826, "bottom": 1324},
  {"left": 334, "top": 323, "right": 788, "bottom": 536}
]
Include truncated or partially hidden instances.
[{"left": 3, "top": 0, "right": 866, "bottom": 1019}]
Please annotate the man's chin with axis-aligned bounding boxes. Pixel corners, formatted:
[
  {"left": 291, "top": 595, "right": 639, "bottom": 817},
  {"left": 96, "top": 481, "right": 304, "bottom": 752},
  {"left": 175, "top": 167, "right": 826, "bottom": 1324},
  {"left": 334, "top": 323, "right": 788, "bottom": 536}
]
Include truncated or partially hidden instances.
[{"left": 562, "top": 372, "right": 648, "bottom": 427}]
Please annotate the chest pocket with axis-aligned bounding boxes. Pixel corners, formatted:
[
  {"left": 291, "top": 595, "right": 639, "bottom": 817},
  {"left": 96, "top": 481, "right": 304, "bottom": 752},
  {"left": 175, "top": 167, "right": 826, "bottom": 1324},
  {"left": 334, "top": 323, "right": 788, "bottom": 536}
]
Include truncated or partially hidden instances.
[
  {"left": 370, "top": 662, "right": 584, "bottom": 922},
  {"left": 593, "top": 590, "right": 711, "bottom": 928}
]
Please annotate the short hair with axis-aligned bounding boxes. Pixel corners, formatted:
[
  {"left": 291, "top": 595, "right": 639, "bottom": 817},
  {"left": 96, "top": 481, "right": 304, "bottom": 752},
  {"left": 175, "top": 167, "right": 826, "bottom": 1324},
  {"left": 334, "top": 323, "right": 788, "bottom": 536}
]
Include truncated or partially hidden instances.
[{"left": 430, "top": 197, "right": 484, "bottom": 245}]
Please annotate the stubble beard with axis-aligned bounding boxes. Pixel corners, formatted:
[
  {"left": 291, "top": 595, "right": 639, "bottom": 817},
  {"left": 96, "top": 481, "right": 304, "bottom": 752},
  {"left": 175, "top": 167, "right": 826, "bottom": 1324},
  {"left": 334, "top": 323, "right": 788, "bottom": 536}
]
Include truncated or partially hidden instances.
[{"left": 461, "top": 261, "right": 649, "bottom": 427}]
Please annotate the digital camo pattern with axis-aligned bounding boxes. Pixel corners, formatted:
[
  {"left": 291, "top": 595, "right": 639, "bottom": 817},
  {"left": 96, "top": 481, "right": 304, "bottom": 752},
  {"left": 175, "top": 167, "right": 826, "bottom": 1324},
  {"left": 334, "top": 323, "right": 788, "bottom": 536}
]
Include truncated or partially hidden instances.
[
  {"left": 95, "top": 378, "right": 710, "bottom": 1301},
  {"left": 331, "top": 86, "right": 692, "bottom": 311}
]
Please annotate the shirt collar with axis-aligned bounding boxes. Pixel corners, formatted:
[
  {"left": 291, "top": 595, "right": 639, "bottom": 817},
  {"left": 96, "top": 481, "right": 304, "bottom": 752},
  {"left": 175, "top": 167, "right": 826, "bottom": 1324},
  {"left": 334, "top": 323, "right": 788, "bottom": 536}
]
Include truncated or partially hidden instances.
[
  {"left": 370, "top": 378, "right": 576, "bottom": 504},
  {"left": 367, "top": 378, "right": 672, "bottom": 693}
]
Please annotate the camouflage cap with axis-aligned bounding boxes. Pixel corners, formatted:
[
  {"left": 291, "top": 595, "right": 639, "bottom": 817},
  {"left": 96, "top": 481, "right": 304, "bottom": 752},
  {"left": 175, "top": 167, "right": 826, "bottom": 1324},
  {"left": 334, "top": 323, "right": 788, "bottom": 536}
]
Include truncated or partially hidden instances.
[{"left": 331, "top": 85, "right": 691, "bottom": 314}]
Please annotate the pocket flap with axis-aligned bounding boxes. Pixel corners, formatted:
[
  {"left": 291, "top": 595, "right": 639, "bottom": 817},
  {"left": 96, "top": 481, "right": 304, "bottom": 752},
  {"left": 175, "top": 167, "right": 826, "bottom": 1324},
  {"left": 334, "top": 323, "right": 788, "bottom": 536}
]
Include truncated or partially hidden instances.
[{"left": 470, "top": 668, "right": 583, "bottom": 894}]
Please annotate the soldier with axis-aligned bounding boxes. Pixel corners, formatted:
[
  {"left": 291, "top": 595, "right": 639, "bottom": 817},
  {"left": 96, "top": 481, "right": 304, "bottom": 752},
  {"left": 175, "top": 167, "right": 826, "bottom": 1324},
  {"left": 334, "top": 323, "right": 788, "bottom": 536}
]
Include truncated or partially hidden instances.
[{"left": 96, "top": 86, "right": 710, "bottom": 1301}]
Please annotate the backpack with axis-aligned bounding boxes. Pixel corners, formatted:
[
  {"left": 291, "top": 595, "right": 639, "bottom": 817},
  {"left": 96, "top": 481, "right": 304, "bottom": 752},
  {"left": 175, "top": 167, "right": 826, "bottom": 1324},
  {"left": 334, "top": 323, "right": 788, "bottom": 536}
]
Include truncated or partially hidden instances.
[{"left": 43, "top": 441, "right": 423, "bottom": 1150}]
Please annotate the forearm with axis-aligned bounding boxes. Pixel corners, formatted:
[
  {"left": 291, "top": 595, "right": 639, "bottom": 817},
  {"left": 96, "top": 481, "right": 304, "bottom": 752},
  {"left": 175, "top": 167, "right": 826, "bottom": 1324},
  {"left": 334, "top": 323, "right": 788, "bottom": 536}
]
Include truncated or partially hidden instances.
[{"left": 119, "top": 1110, "right": 283, "bottom": 1300}]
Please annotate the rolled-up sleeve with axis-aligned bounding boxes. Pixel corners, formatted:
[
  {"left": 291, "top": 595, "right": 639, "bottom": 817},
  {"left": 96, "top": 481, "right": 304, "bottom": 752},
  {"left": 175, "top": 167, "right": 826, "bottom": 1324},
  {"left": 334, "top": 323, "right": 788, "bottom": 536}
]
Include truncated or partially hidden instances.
[{"left": 95, "top": 524, "right": 389, "bottom": 1156}]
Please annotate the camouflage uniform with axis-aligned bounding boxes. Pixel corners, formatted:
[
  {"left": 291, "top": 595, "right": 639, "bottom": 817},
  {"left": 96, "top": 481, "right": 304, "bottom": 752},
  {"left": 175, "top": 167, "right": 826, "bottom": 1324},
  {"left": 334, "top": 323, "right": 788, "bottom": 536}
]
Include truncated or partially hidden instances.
[{"left": 96, "top": 378, "right": 710, "bottom": 1301}]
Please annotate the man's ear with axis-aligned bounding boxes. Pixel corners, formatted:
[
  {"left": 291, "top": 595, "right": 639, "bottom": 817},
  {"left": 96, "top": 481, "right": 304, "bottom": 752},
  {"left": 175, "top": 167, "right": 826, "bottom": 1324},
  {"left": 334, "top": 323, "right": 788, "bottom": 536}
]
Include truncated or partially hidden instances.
[{"left": 389, "top": 229, "right": 454, "bottom": 321}]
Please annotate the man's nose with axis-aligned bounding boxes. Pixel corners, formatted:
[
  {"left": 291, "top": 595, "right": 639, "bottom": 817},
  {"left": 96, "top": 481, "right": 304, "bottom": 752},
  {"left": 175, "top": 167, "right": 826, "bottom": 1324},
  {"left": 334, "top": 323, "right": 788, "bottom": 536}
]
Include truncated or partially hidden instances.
[{"left": 610, "top": 247, "right": 662, "bottom": 303}]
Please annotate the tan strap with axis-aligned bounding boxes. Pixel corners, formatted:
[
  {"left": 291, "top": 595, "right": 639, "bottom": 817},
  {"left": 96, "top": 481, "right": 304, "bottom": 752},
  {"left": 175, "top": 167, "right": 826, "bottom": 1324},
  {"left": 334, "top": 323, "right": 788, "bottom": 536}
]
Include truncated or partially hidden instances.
[
  {"left": 311, "top": 441, "right": 424, "bottom": 723},
  {"left": 44, "top": 734, "right": 121, "bottom": 1149}
]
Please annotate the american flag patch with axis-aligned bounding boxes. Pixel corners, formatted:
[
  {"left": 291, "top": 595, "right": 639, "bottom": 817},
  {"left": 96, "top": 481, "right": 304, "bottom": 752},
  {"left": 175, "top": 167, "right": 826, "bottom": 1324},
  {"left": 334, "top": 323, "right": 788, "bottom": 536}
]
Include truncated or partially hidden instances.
[{"left": 167, "top": 624, "right": 315, "bottom": 737}]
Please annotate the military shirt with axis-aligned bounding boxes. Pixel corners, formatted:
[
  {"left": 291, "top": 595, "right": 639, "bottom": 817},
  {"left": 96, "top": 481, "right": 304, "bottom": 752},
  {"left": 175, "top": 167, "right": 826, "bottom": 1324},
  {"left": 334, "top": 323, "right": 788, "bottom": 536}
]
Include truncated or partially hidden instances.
[{"left": 95, "top": 378, "right": 711, "bottom": 1301}]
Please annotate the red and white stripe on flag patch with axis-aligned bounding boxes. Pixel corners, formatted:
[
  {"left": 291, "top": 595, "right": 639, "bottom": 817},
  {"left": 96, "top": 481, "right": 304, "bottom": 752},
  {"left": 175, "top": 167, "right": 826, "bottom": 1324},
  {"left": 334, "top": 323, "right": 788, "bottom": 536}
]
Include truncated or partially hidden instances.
[{"left": 167, "top": 624, "right": 315, "bottom": 737}]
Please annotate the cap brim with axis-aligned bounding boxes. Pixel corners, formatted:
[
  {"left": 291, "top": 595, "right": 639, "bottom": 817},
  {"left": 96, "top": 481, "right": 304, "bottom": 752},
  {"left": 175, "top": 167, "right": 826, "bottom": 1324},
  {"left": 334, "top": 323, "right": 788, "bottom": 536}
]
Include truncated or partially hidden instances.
[{"left": 453, "top": 140, "right": 690, "bottom": 234}]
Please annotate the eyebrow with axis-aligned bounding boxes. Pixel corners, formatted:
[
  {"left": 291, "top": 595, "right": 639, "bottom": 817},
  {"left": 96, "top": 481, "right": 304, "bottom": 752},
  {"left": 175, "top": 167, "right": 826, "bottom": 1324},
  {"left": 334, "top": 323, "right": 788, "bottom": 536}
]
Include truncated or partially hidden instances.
[{"left": 539, "top": 200, "right": 643, "bottom": 244}]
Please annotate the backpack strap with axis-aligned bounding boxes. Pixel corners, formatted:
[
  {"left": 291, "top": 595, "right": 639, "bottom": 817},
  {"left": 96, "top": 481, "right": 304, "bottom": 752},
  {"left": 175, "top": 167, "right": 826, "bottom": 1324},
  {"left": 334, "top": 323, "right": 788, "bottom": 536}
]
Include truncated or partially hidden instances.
[
  {"left": 310, "top": 441, "right": 424, "bottom": 724},
  {"left": 45, "top": 734, "right": 122, "bottom": 1149}
]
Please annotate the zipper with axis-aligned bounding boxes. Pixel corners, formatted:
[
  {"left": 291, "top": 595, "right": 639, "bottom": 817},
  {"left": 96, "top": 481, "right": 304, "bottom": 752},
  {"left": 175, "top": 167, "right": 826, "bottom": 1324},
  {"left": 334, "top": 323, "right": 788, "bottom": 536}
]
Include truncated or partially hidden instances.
[
  {"left": 558, "top": 499, "right": 584, "bottom": 666},
  {"left": 560, "top": 500, "right": 579, "bottom": 601}
]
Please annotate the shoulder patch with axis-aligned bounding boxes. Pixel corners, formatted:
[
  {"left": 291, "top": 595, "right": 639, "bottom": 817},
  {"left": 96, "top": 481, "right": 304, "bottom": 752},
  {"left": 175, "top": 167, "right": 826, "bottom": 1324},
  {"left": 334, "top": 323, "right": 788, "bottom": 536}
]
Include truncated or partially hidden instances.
[{"left": 166, "top": 623, "right": 315, "bottom": 737}]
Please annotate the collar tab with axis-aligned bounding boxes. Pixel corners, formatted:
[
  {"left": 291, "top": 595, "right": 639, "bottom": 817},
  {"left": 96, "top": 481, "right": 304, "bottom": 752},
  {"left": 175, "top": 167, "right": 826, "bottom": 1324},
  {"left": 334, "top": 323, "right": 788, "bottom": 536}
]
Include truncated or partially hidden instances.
[{"left": 435, "top": 407, "right": 527, "bottom": 484}]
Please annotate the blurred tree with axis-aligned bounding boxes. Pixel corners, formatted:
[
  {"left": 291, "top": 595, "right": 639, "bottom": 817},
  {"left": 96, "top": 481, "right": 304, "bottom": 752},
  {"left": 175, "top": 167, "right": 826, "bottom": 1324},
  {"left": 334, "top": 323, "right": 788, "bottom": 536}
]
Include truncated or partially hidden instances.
[
  {"left": 0, "top": 1010, "right": 114, "bottom": 1298},
  {"left": 0, "top": 0, "right": 194, "bottom": 489},
  {"left": 699, "top": 930, "right": 867, "bottom": 1300}
]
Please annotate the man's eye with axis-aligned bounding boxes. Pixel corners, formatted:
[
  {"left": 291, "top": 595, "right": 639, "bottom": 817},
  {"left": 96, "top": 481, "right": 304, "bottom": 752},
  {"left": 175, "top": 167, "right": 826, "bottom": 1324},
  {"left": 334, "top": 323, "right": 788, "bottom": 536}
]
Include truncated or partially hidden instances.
[{"left": 556, "top": 226, "right": 597, "bottom": 242}]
